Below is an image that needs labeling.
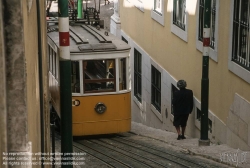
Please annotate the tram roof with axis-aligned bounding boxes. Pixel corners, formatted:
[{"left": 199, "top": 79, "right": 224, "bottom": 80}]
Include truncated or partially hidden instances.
[{"left": 47, "top": 22, "right": 130, "bottom": 53}]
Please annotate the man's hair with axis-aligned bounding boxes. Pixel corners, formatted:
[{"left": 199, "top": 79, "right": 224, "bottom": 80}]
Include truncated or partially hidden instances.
[{"left": 177, "top": 80, "right": 187, "bottom": 89}]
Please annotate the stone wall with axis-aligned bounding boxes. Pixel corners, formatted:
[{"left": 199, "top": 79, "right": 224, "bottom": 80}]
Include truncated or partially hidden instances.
[{"left": 227, "top": 94, "right": 250, "bottom": 150}]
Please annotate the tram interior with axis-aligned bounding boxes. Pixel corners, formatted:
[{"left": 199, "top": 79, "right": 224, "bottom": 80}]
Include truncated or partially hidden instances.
[
  {"left": 71, "top": 59, "right": 127, "bottom": 93},
  {"left": 84, "top": 60, "right": 115, "bottom": 92}
]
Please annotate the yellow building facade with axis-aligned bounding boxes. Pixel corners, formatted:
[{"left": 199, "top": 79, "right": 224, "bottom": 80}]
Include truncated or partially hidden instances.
[{"left": 111, "top": 0, "right": 250, "bottom": 150}]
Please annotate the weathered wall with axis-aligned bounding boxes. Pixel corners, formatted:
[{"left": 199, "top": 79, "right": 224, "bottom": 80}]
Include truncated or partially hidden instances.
[
  {"left": 4, "top": 0, "right": 28, "bottom": 153},
  {"left": 22, "top": 0, "right": 50, "bottom": 163},
  {"left": 1, "top": 0, "right": 50, "bottom": 167},
  {"left": 0, "top": 0, "right": 7, "bottom": 167},
  {"left": 23, "top": 0, "right": 41, "bottom": 157}
]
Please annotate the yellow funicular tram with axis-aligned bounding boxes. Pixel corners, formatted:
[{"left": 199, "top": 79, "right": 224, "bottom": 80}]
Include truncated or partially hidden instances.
[{"left": 47, "top": 0, "right": 131, "bottom": 136}]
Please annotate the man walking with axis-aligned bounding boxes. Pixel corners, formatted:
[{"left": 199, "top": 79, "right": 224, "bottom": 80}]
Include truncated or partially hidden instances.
[{"left": 172, "top": 80, "right": 193, "bottom": 140}]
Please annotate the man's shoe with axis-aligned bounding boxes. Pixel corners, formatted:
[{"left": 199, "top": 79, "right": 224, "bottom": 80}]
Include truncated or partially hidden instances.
[
  {"left": 177, "top": 135, "right": 182, "bottom": 140},
  {"left": 181, "top": 135, "right": 186, "bottom": 139}
]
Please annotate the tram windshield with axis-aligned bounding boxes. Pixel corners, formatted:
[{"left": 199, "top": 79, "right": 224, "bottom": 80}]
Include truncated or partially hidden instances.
[
  {"left": 71, "top": 58, "right": 128, "bottom": 94},
  {"left": 83, "top": 59, "right": 115, "bottom": 93}
]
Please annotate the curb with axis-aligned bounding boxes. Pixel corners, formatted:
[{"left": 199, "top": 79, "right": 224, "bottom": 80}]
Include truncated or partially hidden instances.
[{"left": 130, "top": 131, "right": 239, "bottom": 168}]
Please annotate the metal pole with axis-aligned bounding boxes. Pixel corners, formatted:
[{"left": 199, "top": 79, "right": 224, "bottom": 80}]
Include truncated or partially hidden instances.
[
  {"left": 58, "top": 0, "right": 73, "bottom": 167},
  {"left": 78, "top": 0, "right": 82, "bottom": 18},
  {"left": 51, "top": 124, "right": 55, "bottom": 168},
  {"left": 199, "top": 0, "right": 211, "bottom": 146}
]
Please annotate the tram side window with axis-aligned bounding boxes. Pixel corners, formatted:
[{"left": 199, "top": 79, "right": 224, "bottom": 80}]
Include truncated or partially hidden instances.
[
  {"left": 47, "top": 45, "right": 49, "bottom": 70},
  {"left": 71, "top": 61, "right": 80, "bottom": 93},
  {"left": 83, "top": 59, "right": 115, "bottom": 93},
  {"left": 119, "top": 58, "right": 127, "bottom": 90},
  {"left": 54, "top": 51, "right": 57, "bottom": 78},
  {"left": 49, "top": 46, "right": 52, "bottom": 72},
  {"left": 48, "top": 46, "right": 57, "bottom": 78},
  {"left": 52, "top": 50, "right": 55, "bottom": 75}
]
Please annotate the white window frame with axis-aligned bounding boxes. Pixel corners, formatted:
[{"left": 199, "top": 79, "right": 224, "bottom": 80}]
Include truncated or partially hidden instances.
[
  {"left": 150, "top": 59, "right": 163, "bottom": 122},
  {"left": 196, "top": 0, "right": 219, "bottom": 62},
  {"left": 155, "top": 0, "right": 162, "bottom": 14},
  {"left": 151, "top": 65, "right": 161, "bottom": 112},
  {"left": 228, "top": 0, "right": 250, "bottom": 84},
  {"left": 134, "top": 48, "right": 142, "bottom": 103},
  {"left": 135, "top": 0, "right": 144, "bottom": 12},
  {"left": 130, "top": 41, "right": 145, "bottom": 110},
  {"left": 151, "top": 0, "right": 165, "bottom": 26},
  {"left": 171, "top": 0, "right": 188, "bottom": 42}
]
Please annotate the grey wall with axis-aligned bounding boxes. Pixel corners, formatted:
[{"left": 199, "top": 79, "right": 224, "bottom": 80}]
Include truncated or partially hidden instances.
[
  {"left": 0, "top": 0, "right": 7, "bottom": 167},
  {"left": 4, "top": 0, "right": 28, "bottom": 152}
]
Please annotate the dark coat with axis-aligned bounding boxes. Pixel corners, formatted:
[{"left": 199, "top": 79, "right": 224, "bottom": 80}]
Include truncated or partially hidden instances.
[{"left": 172, "top": 88, "right": 194, "bottom": 115}]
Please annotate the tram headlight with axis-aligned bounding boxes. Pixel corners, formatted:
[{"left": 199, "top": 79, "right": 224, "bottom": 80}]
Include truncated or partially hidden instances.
[
  {"left": 94, "top": 102, "right": 107, "bottom": 114},
  {"left": 72, "top": 99, "right": 80, "bottom": 106}
]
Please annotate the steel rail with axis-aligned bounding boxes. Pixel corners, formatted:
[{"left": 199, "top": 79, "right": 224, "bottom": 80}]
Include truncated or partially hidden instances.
[
  {"left": 112, "top": 134, "right": 210, "bottom": 168},
  {"left": 73, "top": 143, "right": 116, "bottom": 168},
  {"left": 54, "top": 133, "right": 116, "bottom": 168},
  {"left": 88, "top": 139, "right": 169, "bottom": 168},
  {"left": 74, "top": 141, "right": 135, "bottom": 168}
]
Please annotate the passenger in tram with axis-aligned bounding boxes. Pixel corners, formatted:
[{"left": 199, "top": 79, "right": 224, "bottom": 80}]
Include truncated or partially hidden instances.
[
  {"left": 83, "top": 60, "right": 115, "bottom": 91},
  {"left": 105, "top": 0, "right": 110, "bottom": 5},
  {"left": 172, "top": 80, "right": 194, "bottom": 140}
]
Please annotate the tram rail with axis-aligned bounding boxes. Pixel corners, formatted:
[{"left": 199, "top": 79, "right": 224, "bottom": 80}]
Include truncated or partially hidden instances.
[{"left": 53, "top": 131, "right": 229, "bottom": 168}]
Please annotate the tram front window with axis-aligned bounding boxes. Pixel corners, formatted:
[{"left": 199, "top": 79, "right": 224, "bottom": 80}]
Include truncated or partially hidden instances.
[
  {"left": 83, "top": 59, "right": 115, "bottom": 93},
  {"left": 71, "top": 61, "right": 80, "bottom": 93}
]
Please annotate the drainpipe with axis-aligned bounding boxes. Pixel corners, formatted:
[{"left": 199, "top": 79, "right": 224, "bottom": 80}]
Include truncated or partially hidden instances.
[
  {"left": 0, "top": 0, "right": 8, "bottom": 167},
  {"left": 36, "top": 0, "right": 45, "bottom": 166},
  {"left": 58, "top": 0, "right": 73, "bottom": 167},
  {"left": 199, "top": 0, "right": 211, "bottom": 146}
]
